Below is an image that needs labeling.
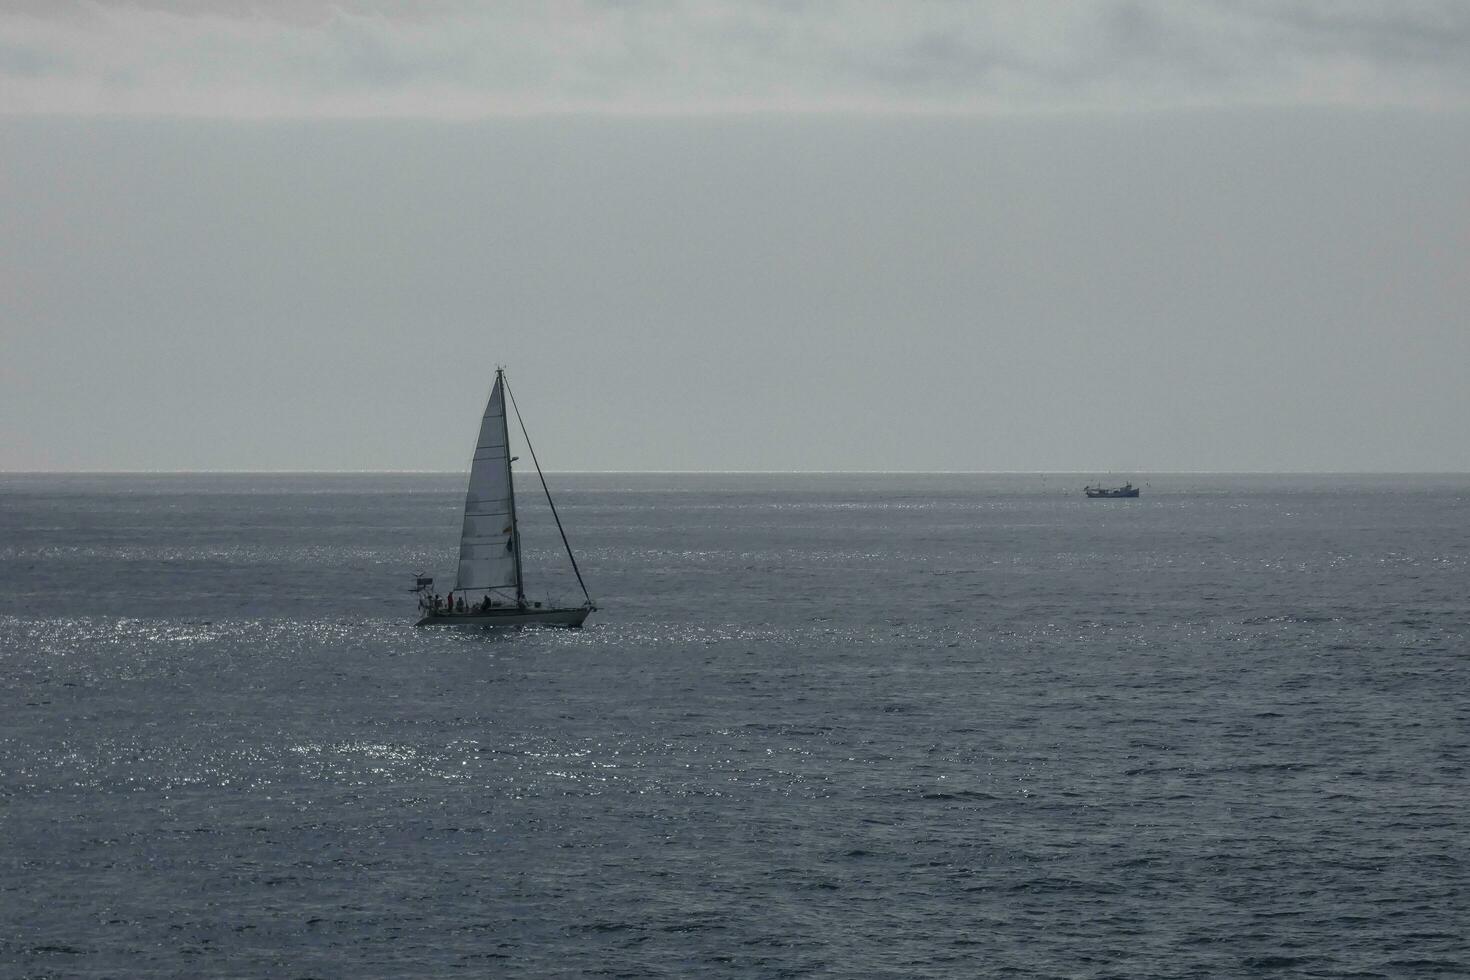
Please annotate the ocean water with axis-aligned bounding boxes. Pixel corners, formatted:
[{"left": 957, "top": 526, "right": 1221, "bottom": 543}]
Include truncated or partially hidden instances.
[{"left": 1, "top": 472, "right": 1467, "bottom": 978}]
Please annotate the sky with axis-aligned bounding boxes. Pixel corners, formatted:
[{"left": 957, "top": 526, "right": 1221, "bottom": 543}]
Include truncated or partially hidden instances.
[{"left": 3, "top": 1, "right": 1468, "bottom": 472}]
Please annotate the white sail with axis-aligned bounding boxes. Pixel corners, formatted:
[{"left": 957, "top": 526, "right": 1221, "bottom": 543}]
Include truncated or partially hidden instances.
[{"left": 454, "top": 376, "right": 518, "bottom": 592}]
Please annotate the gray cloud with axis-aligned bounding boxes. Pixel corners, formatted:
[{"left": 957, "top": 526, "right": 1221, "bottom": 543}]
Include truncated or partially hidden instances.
[
  {"left": 1, "top": 1, "right": 1468, "bottom": 116},
  {"left": 1255, "top": 0, "right": 1470, "bottom": 64}
]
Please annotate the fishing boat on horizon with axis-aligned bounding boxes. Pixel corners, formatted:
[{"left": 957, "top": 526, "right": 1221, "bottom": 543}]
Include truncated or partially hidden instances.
[
  {"left": 1083, "top": 482, "right": 1141, "bottom": 498},
  {"left": 413, "top": 367, "right": 595, "bottom": 628}
]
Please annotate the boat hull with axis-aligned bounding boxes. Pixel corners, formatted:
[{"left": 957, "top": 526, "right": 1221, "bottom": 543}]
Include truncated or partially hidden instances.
[
  {"left": 415, "top": 605, "right": 592, "bottom": 629},
  {"left": 1084, "top": 488, "right": 1140, "bottom": 498}
]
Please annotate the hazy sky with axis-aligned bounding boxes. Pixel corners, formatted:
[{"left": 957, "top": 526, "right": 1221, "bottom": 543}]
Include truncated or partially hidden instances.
[{"left": 3, "top": 1, "right": 1468, "bottom": 471}]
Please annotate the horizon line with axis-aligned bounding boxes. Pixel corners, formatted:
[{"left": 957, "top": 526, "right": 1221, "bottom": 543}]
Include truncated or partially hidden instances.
[
  {"left": 9, "top": 103, "right": 1460, "bottom": 123},
  {"left": 4, "top": 469, "right": 1470, "bottom": 477}
]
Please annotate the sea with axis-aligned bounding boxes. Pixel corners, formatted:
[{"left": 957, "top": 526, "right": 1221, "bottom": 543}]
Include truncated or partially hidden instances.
[{"left": 1, "top": 472, "right": 1466, "bottom": 978}]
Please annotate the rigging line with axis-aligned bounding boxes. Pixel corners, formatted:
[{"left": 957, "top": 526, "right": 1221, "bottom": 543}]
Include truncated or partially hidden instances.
[{"left": 503, "top": 376, "right": 594, "bottom": 606}]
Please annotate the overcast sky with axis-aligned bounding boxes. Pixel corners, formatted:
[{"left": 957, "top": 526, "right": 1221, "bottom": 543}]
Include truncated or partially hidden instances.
[{"left": 3, "top": 1, "right": 1468, "bottom": 471}]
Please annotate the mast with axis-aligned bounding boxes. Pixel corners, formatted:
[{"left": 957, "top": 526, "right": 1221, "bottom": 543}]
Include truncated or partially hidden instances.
[{"left": 499, "top": 367, "right": 526, "bottom": 606}]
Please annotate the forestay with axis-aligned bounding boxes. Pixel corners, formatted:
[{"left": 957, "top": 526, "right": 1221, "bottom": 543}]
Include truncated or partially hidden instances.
[{"left": 454, "top": 377, "right": 518, "bottom": 592}]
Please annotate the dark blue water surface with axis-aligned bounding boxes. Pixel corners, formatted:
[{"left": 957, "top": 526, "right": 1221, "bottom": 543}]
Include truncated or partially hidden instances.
[{"left": 2, "top": 473, "right": 1467, "bottom": 977}]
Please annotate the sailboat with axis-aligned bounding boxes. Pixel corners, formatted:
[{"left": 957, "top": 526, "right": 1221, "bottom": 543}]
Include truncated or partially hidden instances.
[{"left": 414, "top": 367, "right": 595, "bottom": 628}]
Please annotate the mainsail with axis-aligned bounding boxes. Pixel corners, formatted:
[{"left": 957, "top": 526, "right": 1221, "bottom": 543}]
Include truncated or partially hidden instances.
[{"left": 454, "top": 376, "right": 519, "bottom": 593}]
